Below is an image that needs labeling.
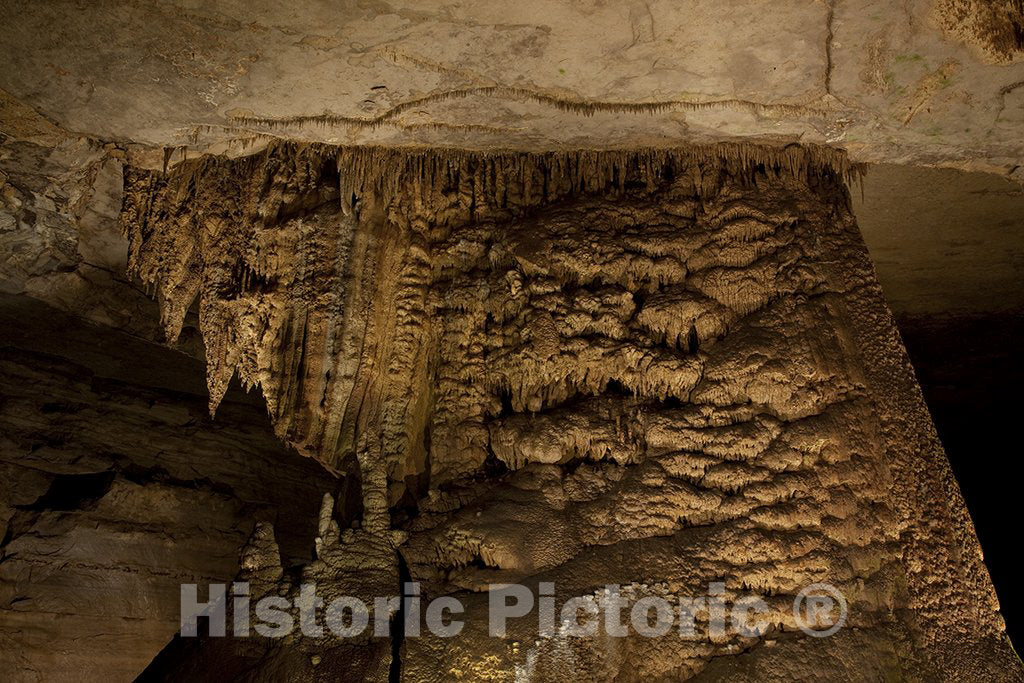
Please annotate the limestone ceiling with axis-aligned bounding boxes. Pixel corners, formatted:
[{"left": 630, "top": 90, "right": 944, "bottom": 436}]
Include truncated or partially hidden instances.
[
  {"left": 854, "top": 163, "right": 1024, "bottom": 316},
  {"left": 1, "top": 0, "right": 1023, "bottom": 176}
]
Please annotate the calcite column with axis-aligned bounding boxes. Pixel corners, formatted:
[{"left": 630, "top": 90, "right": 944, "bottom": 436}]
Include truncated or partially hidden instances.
[{"left": 122, "top": 143, "right": 1019, "bottom": 681}]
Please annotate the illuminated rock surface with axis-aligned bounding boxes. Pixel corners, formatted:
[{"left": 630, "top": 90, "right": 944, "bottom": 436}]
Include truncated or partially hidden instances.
[
  {"left": 117, "top": 143, "right": 1017, "bottom": 680},
  {"left": 2, "top": 1, "right": 1023, "bottom": 680},
  {"left": 2, "top": 0, "right": 1024, "bottom": 176}
]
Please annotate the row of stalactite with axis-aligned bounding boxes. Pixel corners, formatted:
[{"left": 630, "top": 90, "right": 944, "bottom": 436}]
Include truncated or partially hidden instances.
[{"left": 119, "top": 140, "right": 857, "bottom": 501}]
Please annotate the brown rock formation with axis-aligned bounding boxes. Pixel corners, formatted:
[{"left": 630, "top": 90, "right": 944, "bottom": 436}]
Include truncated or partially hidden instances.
[
  {"left": 935, "top": 0, "right": 1024, "bottom": 63},
  {"left": 117, "top": 143, "right": 1019, "bottom": 680}
]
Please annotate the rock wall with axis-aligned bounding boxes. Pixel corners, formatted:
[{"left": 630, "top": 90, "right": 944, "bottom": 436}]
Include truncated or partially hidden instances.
[
  {"left": 0, "top": 295, "right": 340, "bottom": 681},
  {"left": 0, "top": 114, "right": 177, "bottom": 346}
]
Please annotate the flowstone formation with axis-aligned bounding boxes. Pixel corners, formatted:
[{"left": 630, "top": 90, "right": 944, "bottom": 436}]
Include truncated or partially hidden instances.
[{"left": 121, "top": 143, "right": 1020, "bottom": 681}]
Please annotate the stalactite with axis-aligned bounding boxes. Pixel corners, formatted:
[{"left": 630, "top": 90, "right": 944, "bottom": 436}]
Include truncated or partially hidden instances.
[
  {"left": 119, "top": 141, "right": 1017, "bottom": 680},
  {"left": 119, "top": 141, "right": 861, "bottom": 501}
]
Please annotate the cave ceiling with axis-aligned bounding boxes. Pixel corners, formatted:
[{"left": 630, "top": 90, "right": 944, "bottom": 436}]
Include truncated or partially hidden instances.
[{"left": 1, "top": 0, "right": 1023, "bottom": 177}]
